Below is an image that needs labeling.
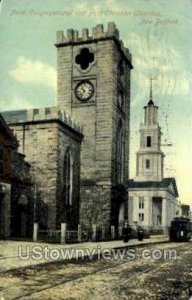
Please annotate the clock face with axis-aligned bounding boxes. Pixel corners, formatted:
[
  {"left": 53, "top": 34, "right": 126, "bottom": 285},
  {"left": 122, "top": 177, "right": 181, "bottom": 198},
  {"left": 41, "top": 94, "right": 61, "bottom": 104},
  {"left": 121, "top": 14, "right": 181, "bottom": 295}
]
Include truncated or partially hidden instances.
[{"left": 75, "top": 81, "right": 94, "bottom": 101}]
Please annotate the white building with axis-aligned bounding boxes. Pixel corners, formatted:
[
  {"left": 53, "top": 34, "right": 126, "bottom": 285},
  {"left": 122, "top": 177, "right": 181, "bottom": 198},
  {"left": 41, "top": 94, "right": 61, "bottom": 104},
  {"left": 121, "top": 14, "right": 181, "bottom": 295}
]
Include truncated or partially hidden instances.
[{"left": 128, "top": 84, "right": 178, "bottom": 233}]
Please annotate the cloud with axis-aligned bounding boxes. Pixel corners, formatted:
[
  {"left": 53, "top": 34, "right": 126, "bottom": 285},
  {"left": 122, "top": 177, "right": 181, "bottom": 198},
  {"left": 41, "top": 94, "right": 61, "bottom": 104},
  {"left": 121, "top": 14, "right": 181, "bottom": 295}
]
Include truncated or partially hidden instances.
[
  {"left": 73, "top": 0, "right": 127, "bottom": 17},
  {"left": 127, "top": 32, "right": 191, "bottom": 105},
  {"left": 9, "top": 56, "right": 56, "bottom": 90},
  {"left": 1, "top": 96, "right": 34, "bottom": 111},
  {"left": 75, "top": 0, "right": 120, "bottom": 10}
]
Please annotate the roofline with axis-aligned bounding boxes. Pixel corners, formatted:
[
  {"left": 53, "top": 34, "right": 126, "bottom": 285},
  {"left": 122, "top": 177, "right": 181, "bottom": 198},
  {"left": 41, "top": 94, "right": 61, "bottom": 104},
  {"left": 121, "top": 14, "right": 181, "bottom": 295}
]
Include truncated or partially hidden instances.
[
  {"left": 55, "top": 36, "right": 133, "bottom": 70},
  {"left": 128, "top": 178, "right": 179, "bottom": 197},
  {"left": 6, "top": 118, "right": 84, "bottom": 142},
  {"left": 144, "top": 105, "right": 158, "bottom": 109},
  {"left": 128, "top": 186, "right": 178, "bottom": 196}
]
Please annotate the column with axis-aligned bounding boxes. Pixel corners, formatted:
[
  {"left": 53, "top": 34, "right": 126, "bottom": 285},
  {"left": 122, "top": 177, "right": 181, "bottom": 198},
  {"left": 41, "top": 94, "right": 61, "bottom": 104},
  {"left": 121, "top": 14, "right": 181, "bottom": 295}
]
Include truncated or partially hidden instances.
[
  {"left": 148, "top": 196, "right": 153, "bottom": 227},
  {"left": 133, "top": 196, "right": 138, "bottom": 223},
  {"left": 61, "top": 223, "right": 67, "bottom": 244},
  {"left": 162, "top": 198, "right": 167, "bottom": 227}
]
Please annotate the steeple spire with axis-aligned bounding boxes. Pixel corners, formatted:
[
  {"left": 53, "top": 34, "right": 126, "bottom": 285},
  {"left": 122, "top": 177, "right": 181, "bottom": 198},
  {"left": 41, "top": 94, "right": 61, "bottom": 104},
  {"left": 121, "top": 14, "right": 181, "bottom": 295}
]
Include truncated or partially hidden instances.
[{"left": 148, "top": 78, "right": 154, "bottom": 106}]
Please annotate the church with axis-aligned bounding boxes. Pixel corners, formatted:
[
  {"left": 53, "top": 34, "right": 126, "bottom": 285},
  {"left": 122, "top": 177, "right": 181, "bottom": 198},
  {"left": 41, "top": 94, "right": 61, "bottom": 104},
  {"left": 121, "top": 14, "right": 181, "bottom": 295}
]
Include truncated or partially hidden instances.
[
  {"left": 128, "top": 82, "right": 178, "bottom": 234},
  {"left": 2, "top": 22, "right": 133, "bottom": 238}
]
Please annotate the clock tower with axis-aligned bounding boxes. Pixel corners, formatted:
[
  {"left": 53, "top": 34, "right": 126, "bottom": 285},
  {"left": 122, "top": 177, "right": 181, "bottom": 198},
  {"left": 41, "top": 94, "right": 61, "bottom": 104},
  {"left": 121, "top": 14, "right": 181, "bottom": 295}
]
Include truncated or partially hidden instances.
[{"left": 55, "top": 23, "right": 133, "bottom": 233}]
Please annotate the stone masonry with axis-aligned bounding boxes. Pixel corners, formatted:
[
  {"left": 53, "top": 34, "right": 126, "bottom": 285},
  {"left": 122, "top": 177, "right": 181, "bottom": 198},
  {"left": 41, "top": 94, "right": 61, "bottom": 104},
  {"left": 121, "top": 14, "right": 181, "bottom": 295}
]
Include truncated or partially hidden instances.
[
  {"left": 56, "top": 22, "right": 133, "bottom": 233},
  {"left": 6, "top": 107, "right": 83, "bottom": 230},
  {"left": 2, "top": 22, "right": 133, "bottom": 236}
]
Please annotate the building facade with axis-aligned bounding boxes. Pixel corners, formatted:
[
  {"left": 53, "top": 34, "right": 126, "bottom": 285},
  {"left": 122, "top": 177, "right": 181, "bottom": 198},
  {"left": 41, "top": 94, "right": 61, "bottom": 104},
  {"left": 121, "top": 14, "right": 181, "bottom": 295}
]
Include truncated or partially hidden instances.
[
  {"left": 180, "top": 204, "right": 191, "bottom": 219},
  {"left": 0, "top": 114, "right": 17, "bottom": 238},
  {"left": 128, "top": 85, "right": 178, "bottom": 232},
  {"left": 2, "top": 22, "right": 133, "bottom": 236},
  {"left": 56, "top": 22, "right": 133, "bottom": 232},
  {"left": 4, "top": 108, "right": 83, "bottom": 231}
]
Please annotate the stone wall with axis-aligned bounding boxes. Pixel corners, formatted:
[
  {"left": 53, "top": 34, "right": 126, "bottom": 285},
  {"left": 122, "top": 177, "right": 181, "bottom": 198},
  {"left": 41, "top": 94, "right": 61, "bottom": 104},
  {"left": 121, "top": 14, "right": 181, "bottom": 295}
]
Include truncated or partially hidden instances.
[
  {"left": 9, "top": 112, "right": 82, "bottom": 231},
  {"left": 56, "top": 123, "right": 82, "bottom": 229},
  {"left": 56, "top": 22, "right": 133, "bottom": 232},
  {"left": 10, "top": 121, "right": 58, "bottom": 229}
]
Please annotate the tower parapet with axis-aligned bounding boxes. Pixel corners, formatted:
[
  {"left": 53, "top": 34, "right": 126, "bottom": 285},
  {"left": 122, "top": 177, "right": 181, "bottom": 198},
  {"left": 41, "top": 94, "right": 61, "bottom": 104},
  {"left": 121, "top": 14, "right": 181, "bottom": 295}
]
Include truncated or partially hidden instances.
[
  {"left": 55, "top": 22, "right": 132, "bottom": 67},
  {"left": 26, "top": 107, "right": 82, "bottom": 133}
]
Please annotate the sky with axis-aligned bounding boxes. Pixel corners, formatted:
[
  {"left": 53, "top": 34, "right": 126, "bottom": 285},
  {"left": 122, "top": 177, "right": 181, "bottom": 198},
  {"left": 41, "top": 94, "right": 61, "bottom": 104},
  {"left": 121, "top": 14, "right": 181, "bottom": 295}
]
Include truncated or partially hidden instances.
[{"left": 0, "top": 0, "right": 192, "bottom": 206}]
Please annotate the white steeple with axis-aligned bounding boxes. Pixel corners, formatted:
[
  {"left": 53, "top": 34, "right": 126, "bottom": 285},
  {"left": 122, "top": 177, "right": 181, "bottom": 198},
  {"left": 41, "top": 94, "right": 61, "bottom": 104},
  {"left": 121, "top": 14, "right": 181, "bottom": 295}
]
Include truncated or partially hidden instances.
[{"left": 135, "top": 79, "right": 165, "bottom": 182}]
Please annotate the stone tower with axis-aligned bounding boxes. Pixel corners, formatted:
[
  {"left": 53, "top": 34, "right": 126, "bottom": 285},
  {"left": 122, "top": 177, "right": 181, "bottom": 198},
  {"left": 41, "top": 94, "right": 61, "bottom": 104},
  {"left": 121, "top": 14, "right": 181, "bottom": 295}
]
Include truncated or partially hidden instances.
[
  {"left": 55, "top": 22, "right": 133, "bottom": 232},
  {"left": 135, "top": 80, "right": 165, "bottom": 182}
]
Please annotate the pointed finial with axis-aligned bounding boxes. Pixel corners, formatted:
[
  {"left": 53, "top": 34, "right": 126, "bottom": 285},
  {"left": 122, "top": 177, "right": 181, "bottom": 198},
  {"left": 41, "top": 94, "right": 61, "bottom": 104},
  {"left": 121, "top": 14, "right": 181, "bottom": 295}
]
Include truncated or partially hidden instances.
[
  {"left": 148, "top": 77, "right": 155, "bottom": 106},
  {"left": 150, "top": 78, "right": 153, "bottom": 100}
]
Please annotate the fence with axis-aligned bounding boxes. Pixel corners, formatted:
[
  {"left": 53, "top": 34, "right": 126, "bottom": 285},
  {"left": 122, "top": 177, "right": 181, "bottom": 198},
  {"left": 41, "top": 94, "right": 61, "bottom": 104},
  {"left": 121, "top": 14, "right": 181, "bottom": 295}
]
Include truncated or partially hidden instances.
[
  {"left": 33, "top": 223, "right": 167, "bottom": 244},
  {"left": 33, "top": 223, "right": 123, "bottom": 244}
]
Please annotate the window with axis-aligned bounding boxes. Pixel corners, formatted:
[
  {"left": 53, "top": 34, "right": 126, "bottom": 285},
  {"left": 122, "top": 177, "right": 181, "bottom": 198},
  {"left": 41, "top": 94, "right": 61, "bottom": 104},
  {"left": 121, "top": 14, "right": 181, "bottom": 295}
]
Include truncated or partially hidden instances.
[
  {"left": 146, "top": 159, "right": 150, "bottom": 169},
  {"left": 116, "top": 120, "right": 125, "bottom": 184},
  {"left": 139, "top": 213, "right": 144, "bottom": 221},
  {"left": 147, "top": 136, "right": 151, "bottom": 147},
  {"left": 45, "top": 107, "right": 51, "bottom": 115},
  {"left": 0, "top": 145, "right": 3, "bottom": 175},
  {"left": 63, "top": 148, "right": 73, "bottom": 206},
  {"left": 75, "top": 48, "right": 94, "bottom": 70},
  {"left": 139, "top": 197, "right": 144, "bottom": 209}
]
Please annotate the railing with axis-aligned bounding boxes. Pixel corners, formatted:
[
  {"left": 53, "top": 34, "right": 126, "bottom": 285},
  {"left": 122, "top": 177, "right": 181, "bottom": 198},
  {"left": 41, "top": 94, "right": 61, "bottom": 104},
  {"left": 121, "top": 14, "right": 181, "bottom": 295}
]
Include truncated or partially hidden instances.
[
  {"left": 38, "top": 229, "right": 61, "bottom": 243},
  {"left": 33, "top": 223, "right": 123, "bottom": 244},
  {"left": 66, "top": 230, "right": 78, "bottom": 243},
  {"left": 34, "top": 223, "right": 168, "bottom": 244}
]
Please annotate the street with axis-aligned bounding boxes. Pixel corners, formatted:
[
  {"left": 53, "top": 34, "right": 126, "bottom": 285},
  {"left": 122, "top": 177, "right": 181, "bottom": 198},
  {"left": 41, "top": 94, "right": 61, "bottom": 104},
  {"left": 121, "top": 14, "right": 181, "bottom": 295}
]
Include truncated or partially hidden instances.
[{"left": 0, "top": 241, "right": 191, "bottom": 299}]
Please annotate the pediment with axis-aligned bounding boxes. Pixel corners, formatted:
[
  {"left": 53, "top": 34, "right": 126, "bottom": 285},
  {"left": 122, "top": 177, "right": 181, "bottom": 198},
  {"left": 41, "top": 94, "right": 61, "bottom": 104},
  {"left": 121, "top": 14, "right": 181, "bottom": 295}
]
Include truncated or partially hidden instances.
[{"left": 167, "top": 182, "right": 178, "bottom": 197}]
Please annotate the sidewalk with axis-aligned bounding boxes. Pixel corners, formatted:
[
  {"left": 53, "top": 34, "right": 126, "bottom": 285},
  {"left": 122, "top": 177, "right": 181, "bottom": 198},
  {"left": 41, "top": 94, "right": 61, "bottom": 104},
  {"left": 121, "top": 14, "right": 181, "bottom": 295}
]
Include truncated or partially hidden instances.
[{"left": 0, "top": 235, "right": 168, "bottom": 272}]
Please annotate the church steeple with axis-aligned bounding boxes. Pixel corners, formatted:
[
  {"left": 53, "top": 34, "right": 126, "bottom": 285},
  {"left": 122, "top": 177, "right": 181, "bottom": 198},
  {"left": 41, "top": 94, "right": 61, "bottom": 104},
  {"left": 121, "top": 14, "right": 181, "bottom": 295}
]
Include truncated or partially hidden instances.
[
  {"left": 135, "top": 82, "right": 164, "bottom": 182},
  {"left": 144, "top": 79, "right": 158, "bottom": 126},
  {"left": 148, "top": 78, "right": 154, "bottom": 106}
]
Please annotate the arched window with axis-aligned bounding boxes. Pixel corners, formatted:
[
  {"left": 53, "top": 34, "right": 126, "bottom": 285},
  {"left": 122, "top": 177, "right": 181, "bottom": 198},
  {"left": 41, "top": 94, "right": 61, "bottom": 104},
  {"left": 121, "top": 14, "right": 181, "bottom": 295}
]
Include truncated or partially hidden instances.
[
  {"left": 63, "top": 148, "right": 73, "bottom": 206},
  {"left": 116, "top": 120, "right": 125, "bottom": 184}
]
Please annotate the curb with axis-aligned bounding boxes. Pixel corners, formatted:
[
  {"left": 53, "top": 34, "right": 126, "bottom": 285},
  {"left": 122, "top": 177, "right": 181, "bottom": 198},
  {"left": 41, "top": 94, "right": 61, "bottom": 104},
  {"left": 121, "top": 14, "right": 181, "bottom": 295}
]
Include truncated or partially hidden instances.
[{"left": 0, "top": 239, "right": 169, "bottom": 275}]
